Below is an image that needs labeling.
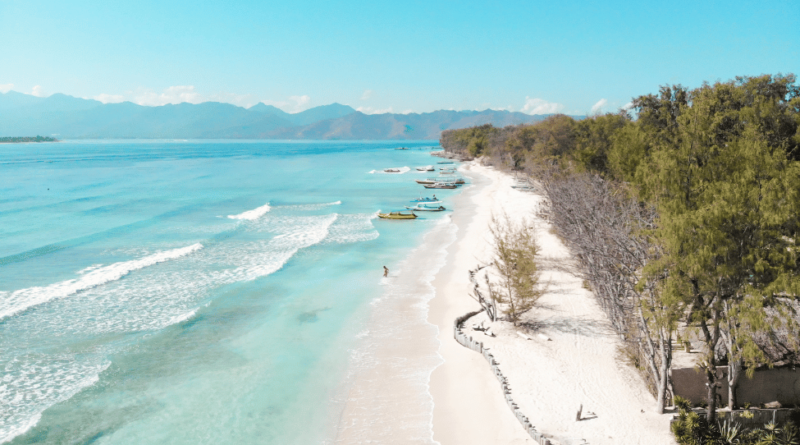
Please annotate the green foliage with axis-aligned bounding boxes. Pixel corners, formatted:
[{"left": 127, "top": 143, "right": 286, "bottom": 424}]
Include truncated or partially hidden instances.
[
  {"left": 671, "top": 402, "right": 798, "bottom": 445},
  {"left": 487, "top": 214, "right": 543, "bottom": 325},
  {"left": 636, "top": 76, "right": 800, "bottom": 402},
  {"left": 442, "top": 74, "right": 800, "bottom": 420},
  {"left": 439, "top": 124, "right": 496, "bottom": 158},
  {"left": 572, "top": 112, "right": 629, "bottom": 173}
]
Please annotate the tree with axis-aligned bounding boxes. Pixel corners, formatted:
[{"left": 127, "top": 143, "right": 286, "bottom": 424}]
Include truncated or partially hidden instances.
[
  {"left": 486, "top": 214, "right": 543, "bottom": 325},
  {"left": 637, "top": 75, "right": 800, "bottom": 420}
]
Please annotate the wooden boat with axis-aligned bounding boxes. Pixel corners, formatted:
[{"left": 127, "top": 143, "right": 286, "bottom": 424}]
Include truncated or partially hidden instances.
[
  {"left": 405, "top": 204, "right": 446, "bottom": 212},
  {"left": 416, "top": 165, "right": 435, "bottom": 171},
  {"left": 416, "top": 176, "right": 464, "bottom": 185},
  {"left": 378, "top": 211, "right": 417, "bottom": 219},
  {"left": 424, "top": 183, "right": 457, "bottom": 189}
]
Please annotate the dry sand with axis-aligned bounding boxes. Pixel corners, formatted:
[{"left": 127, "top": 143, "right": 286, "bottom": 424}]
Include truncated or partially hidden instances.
[{"left": 428, "top": 162, "right": 676, "bottom": 445}]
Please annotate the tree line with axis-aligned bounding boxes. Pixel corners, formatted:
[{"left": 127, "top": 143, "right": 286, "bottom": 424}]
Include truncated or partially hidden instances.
[
  {"left": 0, "top": 136, "right": 58, "bottom": 143},
  {"left": 441, "top": 75, "right": 800, "bottom": 425}
]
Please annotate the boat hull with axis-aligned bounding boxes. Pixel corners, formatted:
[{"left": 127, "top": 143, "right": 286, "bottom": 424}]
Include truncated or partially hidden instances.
[
  {"left": 405, "top": 206, "right": 445, "bottom": 211},
  {"left": 378, "top": 212, "right": 418, "bottom": 220}
]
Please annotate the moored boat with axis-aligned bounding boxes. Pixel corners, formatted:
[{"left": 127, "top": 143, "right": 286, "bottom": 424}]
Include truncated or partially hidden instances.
[
  {"left": 410, "top": 197, "right": 441, "bottom": 203},
  {"left": 405, "top": 204, "right": 446, "bottom": 211},
  {"left": 437, "top": 161, "right": 454, "bottom": 164},
  {"left": 423, "top": 182, "right": 457, "bottom": 189},
  {"left": 378, "top": 211, "right": 418, "bottom": 219},
  {"left": 416, "top": 165, "right": 435, "bottom": 171},
  {"left": 415, "top": 176, "right": 464, "bottom": 185}
]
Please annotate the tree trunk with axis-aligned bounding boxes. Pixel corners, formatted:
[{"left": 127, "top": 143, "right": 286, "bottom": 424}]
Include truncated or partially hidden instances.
[
  {"left": 706, "top": 367, "right": 718, "bottom": 422},
  {"left": 656, "top": 332, "right": 672, "bottom": 414},
  {"left": 728, "top": 359, "right": 741, "bottom": 410}
]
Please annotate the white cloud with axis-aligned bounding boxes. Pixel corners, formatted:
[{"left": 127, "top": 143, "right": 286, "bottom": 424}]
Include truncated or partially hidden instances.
[
  {"left": 207, "top": 91, "right": 256, "bottom": 108},
  {"left": 401, "top": 109, "right": 415, "bottom": 114},
  {"left": 360, "top": 89, "right": 373, "bottom": 100},
  {"left": 289, "top": 95, "right": 310, "bottom": 111},
  {"left": 621, "top": 101, "right": 634, "bottom": 110},
  {"left": 590, "top": 98, "right": 608, "bottom": 114},
  {"left": 94, "top": 93, "right": 125, "bottom": 104},
  {"left": 521, "top": 97, "right": 564, "bottom": 115},
  {"left": 0, "top": 83, "right": 13, "bottom": 93},
  {"left": 132, "top": 85, "right": 205, "bottom": 106},
  {"left": 31, "top": 85, "right": 47, "bottom": 97},
  {"left": 356, "top": 106, "right": 393, "bottom": 115},
  {"left": 262, "top": 95, "right": 312, "bottom": 113}
]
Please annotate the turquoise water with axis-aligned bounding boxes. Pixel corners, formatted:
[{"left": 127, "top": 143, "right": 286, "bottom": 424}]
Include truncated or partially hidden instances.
[{"left": 0, "top": 140, "right": 460, "bottom": 444}]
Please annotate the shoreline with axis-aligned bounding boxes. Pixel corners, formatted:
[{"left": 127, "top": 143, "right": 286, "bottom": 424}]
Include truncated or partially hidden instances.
[
  {"left": 427, "top": 162, "right": 532, "bottom": 444},
  {"left": 334, "top": 160, "right": 676, "bottom": 444}
]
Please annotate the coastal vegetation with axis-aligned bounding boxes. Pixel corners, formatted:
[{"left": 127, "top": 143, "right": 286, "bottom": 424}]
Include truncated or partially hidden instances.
[
  {"left": 671, "top": 396, "right": 798, "bottom": 445},
  {"left": 486, "top": 214, "right": 544, "bottom": 326},
  {"left": 0, "top": 136, "right": 58, "bottom": 143},
  {"left": 441, "top": 74, "right": 800, "bottom": 424}
]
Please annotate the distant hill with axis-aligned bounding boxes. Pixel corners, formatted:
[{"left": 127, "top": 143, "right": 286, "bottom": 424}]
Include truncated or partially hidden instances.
[
  {"left": 0, "top": 91, "right": 582, "bottom": 140},
  {"left": 267, "top": 110, "right": 548, "bottom": 140}
]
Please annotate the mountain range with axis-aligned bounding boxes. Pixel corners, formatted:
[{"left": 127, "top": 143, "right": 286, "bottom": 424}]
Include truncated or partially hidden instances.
[{"left": 0, "top": 91, "right": 580, "bottom": 140}]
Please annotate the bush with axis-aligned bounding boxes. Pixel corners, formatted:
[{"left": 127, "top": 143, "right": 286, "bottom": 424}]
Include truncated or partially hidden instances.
[{"left": 671, "top": 398, "right": 799, "bottom": 445}]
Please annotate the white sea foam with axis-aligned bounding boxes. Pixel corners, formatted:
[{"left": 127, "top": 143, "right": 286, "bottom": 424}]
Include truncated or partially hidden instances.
[
  {"left": 283, "top": 201, "right": 342, "bottom": 211},
  {"left": 167, "top": 309, "right": 197, "bottom": 325},
  {"left": 223, "top": 213, "right": 338, "bottom": 281},
  {"left": 0, "top": 212, "right": 342, "bottom": 443},
  {"left": 325, "top": 213, "right": 379, "bottom": 244},
  {"left": 227, "top": 202, "right": 271, "bottom": 220},
  {"left": 0, "top": 243, "right": 203, "bottom": 321},
  {"left": 0, "top": 356, "right": 110, "bottom": 444}
]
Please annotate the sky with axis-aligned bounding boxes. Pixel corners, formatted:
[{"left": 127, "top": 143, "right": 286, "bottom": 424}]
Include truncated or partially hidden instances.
[{"left": 1, "top": 0, "right": 798, "bottom": 115}]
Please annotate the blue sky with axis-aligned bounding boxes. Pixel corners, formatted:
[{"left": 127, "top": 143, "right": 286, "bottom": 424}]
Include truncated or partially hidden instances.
[{"left": 1, "top": 0, "right": 797, "bottom": 114}]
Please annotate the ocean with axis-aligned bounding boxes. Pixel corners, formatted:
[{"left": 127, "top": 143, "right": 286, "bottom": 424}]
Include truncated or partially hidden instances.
[{"left": 0, "top": 140, "right": 461, "bottom": 444}]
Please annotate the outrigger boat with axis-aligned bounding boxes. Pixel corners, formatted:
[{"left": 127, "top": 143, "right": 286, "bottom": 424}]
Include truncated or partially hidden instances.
[
  {"left": 415, "top": 176, "right": 465, "bottom": 185},
  {"left": 378, "top": 211, "right": 417, "bottom": 219},
  {"left": 410, "top": 197, "right": 440, "bottom": 203},
  {"left": 405, "top": 204, "right": 446, "bottom": 212},
  {"left": 424, "top": 182, "right": 457, "bottom": 189},
  {"left": 416, "top": 165, "right": 435, "bottom": 171}
]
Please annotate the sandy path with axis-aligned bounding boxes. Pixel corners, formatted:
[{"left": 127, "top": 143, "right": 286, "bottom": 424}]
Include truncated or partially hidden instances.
[{"left": 430, "top": 163, "right": 676, "bottom": 445}]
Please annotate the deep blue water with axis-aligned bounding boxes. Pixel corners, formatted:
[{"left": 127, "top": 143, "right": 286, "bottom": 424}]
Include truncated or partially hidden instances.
[{"left": 0, "top": 140, "right": 460, "bottom": 444}]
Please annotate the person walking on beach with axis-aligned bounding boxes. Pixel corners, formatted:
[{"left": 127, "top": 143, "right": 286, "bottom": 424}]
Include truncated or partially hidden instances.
[{"left": 383, "top": 266, "right": 389, "bottom": 277}]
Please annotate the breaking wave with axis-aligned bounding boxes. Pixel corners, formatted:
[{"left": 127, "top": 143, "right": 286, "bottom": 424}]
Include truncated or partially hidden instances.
[
  {"left": 0, "top": 243, "right": 203, "bottom": 321},
  {"left": 227, "top": 203, "right": 271, "bottom": 220}
]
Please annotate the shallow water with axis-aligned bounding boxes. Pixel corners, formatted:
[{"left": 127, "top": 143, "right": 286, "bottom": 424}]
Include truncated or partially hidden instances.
[{"left": 0, "top": 140, "right": 460, "bottom": 444}]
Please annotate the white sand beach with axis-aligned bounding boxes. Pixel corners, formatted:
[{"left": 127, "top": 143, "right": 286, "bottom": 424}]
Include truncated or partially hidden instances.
[{"left": 428, "top": 162, "right": 676, "bottom": 445}]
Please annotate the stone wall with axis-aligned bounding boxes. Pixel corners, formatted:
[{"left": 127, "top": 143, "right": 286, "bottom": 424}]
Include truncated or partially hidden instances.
[
  {"left": 453, "top": 309, "right": 556, "bottom": 445},
  {"left": 671, "top": 365, "right": 800, "bottom": 407}
]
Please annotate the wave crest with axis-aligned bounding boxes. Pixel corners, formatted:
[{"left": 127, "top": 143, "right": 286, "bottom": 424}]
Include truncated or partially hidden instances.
[
  {"left": 0, "top": 243, "right": 203, "bottom": 320},
  {"left": 227, "top": 203, "right": 271, "bottom": 220}
]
